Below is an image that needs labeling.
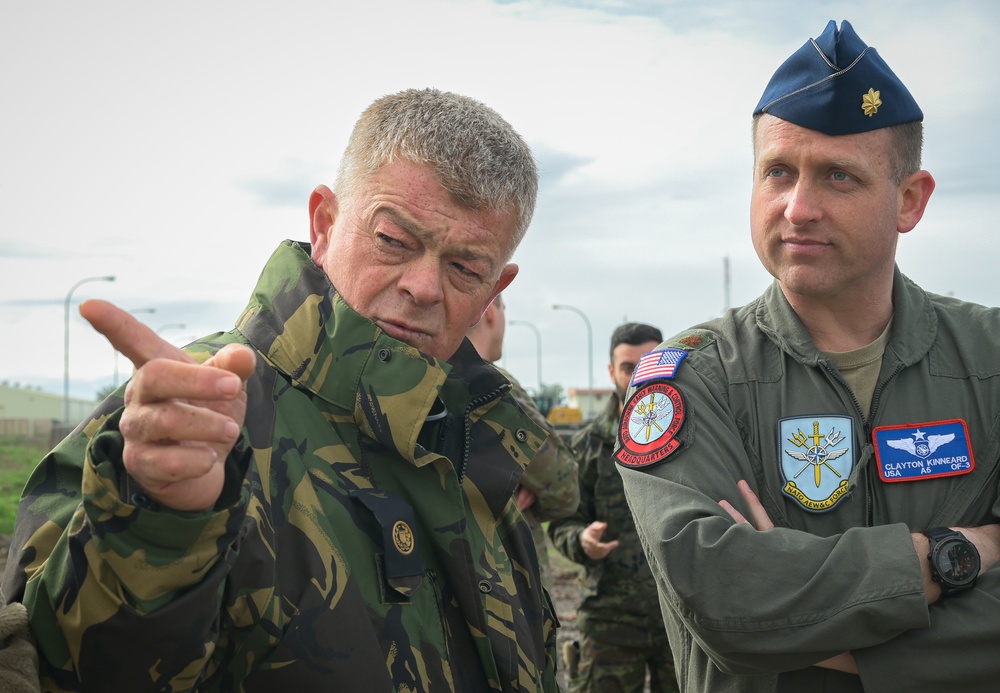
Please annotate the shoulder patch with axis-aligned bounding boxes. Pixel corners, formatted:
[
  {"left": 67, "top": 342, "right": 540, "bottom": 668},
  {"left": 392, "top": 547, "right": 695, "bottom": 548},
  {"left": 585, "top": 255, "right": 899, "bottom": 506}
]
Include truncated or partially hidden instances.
[
  {"left": 615, "top": 381, "right": 686, "bottom": 469},
  {"left": 665, "top": 329, "right": 715, "bottom": 352},
  {"left": 630, "top": 348, "right": 687, "bottom": 387}
]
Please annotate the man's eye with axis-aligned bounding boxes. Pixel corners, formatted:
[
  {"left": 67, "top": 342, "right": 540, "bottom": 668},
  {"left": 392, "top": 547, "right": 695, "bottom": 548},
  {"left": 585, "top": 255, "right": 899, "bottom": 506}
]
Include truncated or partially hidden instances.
[
  {"left": 452, "top": 262, "right": 478, "bottom": 278},
  {"left": 377, "top": 233, "right": 405, "bottom": 248},
  {"left": 766, "top": 168, "right": 787, "bottom": 178},
  {"left": 831, "top": 171, "right": 851, "bottom": 182}
]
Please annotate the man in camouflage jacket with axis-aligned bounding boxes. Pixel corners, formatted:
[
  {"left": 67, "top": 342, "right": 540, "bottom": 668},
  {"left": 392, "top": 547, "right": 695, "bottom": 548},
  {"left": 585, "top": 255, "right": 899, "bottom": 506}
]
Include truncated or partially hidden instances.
[
  {"left": 3, "top": 90, "right": 557, "bottom": 692},
  {"left": 548, "top": 323, "right": 676, "bottom": 693}
]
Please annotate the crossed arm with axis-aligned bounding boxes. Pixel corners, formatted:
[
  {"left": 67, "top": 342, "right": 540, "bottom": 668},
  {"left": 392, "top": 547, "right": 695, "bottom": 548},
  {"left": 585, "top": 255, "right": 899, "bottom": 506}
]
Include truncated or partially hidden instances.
[{"left": 720, "top": 479, "right": 1000, "bottom": 674}]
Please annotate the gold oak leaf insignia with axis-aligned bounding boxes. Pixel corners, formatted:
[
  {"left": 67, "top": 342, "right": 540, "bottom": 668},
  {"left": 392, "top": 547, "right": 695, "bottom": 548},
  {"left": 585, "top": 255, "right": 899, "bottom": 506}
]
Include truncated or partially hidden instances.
[{"left": 862, "top": 88, "right": 882, "bottom": 117}]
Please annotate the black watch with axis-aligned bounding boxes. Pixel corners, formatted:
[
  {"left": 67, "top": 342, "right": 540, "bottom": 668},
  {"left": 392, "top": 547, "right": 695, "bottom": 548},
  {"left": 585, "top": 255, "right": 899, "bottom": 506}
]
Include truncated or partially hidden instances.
[{"left": 922, "top": 527, "right": 980, "bottom": 596}]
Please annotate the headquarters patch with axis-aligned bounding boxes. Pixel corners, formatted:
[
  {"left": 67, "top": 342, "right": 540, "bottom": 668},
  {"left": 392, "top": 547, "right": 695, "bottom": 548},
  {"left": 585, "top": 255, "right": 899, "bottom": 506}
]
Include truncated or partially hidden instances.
[
  {"left": 873, "top": 419, "right": 974, "bottom": 483},
  {"left": 779, "top": 416, "right": 855, "bottom": 513},
  {"left": 630, "top": 348, "right": 687, "bottom": 386},
  {"left": 615, "top": 382, "right": 685, "bottom": 468}
]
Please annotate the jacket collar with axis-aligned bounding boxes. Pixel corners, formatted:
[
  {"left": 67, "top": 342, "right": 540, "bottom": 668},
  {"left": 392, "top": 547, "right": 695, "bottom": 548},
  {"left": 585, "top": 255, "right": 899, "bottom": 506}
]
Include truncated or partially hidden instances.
[
  {"left": 236, "top": 241, "right": 512, "bottom": 464},
  {"left": 757, "top": 265, "right": 936, "bottom": 367}
]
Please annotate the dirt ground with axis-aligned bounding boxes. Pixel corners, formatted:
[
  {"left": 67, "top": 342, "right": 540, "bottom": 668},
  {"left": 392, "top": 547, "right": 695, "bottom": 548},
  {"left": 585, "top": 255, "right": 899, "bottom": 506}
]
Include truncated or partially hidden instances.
[{"left": 548, "top": 548, "right": 585, "bottom": 691}]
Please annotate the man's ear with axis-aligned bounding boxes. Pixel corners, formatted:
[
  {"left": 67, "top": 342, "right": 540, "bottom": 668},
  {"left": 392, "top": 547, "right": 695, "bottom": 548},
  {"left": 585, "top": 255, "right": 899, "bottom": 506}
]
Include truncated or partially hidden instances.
[
  {"left": 897, "top": 170, "right": 935, "bottom": 235},
  {"left": 309, "top": 185, "right": 338, "bottom": 265},
  {"left": 476, "top": 264, "right": 518, "bottom": 323}
]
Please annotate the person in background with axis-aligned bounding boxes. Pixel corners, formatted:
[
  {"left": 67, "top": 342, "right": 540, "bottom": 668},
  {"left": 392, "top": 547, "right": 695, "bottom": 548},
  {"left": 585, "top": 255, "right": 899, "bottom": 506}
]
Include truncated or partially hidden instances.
[
  {"left": 3, "top": 88, "right": 558, "bottom": 692},
  {"left": 549, "top": 322, "right": 678, "bottom": 692},
  {"left": 467, "top": 294, "right": 580, "bottom": 589},
  {"left": 618, "top": 20, "right": 1000, "bottom": 692}
]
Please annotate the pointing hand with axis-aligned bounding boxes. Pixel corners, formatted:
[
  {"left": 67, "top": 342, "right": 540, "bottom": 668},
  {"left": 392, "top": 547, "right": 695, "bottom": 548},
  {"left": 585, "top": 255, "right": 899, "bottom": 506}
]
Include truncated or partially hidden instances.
[{"left": 81, "top": 299, "right": 256, "bottom": 511}]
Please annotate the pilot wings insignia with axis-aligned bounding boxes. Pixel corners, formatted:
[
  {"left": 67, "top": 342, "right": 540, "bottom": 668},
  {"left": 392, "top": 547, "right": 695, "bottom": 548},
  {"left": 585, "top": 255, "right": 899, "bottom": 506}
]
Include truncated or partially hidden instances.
[{"left": 886, "top": 432, "right": 955, "bottom": 459}]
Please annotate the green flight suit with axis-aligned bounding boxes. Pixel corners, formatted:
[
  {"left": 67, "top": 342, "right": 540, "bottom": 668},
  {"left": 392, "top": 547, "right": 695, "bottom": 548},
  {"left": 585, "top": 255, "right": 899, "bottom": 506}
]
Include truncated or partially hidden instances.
[
  {"left": 619, "top": 269, "right": 1000, "bottom": 692},
  {"left": 3, "top": 241, "right": 558, "bottom": 692}
]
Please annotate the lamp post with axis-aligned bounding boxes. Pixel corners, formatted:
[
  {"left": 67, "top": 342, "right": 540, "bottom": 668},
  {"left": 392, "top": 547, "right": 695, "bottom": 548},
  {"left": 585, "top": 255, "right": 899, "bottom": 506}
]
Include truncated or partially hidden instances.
[
  {"left": 64, "top": 275, "right": 116, "bottom": 423},
  {"left": 508, "top": 319, "right": 543, "bottom": 390},
  {"left": 552, "top": 303, "right": 593, "bottom": 418}
]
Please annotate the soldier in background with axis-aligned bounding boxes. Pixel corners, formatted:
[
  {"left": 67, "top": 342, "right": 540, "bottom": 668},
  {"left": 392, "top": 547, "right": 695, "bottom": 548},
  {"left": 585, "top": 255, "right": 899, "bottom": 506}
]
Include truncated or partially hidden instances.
[
  {"left": 549, "top": 322, "right": 678, "bottom": 693},
  {"left": 467, "top": 294, "right": 580, "bottom": 588},
  {"left": 3, "top": 88, "right": 557, "bottom": 692}
]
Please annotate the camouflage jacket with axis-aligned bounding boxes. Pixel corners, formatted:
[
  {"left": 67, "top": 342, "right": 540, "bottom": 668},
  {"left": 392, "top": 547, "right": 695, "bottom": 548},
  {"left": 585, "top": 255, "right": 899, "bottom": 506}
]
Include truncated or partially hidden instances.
[
  {"left": 3, "top": 241, "right": 558, "bottom": 692},
  {"left": 497, "top": 367, "right": 579, "bottom": 525},
  {"left": 547, "top": 394, "right": 666, "bottom": 646}
]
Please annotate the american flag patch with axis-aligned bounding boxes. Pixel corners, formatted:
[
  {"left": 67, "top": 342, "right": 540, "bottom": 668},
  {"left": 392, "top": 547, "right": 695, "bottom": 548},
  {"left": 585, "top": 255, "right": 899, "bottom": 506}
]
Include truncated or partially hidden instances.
[{"left": 630, "top": 348, "right": 687, "bottom": 386}]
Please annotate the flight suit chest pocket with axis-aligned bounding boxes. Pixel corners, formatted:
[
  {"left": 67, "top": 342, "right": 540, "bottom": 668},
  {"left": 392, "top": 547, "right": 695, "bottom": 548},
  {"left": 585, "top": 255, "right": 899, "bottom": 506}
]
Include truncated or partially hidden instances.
[{"left": 350, "top": 488, "right": 424, "bottom": 603}]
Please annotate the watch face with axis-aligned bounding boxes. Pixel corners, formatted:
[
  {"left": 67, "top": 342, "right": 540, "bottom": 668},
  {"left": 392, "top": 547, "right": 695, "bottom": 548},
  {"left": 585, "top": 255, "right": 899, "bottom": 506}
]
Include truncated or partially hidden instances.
[{"left": 933, "top": 537, "right": 980, "bottom": 585}]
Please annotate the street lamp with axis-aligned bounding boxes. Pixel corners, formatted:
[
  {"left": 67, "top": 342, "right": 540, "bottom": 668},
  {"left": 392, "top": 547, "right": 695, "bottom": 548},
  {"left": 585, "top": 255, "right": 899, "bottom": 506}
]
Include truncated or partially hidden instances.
[
  {"left": 552, "top": 303, "right": 593, "bottom": 418},
  {"left": 508, "top": 319, "right": 543, "bottom": 390},
  {"left": 64, "top": 275, "right": 116, "bottom": 422}
]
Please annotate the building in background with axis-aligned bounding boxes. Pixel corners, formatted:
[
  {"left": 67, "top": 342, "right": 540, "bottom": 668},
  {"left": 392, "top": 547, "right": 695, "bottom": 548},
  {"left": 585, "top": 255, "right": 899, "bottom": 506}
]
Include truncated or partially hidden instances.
[{"left": 0, "top": 384, "right": 97, "bottom": 445}]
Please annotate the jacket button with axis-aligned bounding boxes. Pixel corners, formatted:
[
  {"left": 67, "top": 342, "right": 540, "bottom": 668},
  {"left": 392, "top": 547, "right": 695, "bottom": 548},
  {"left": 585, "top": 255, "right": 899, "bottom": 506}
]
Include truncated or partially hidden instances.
[
  {"left": 378, "top": 348, "right": 392, "bottom": 363},
  {"left": 515, "top": 429, "right": 528, "bottom": 442},
  {"left": 478, "top": 580, "right": 493, "bottom": 594}
]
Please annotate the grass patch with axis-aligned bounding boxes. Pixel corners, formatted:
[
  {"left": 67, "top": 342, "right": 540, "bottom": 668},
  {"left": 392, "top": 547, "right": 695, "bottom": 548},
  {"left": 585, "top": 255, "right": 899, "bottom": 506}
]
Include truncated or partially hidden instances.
[{"left": 0, "top": 437, "right": 46, "bottom": 536}]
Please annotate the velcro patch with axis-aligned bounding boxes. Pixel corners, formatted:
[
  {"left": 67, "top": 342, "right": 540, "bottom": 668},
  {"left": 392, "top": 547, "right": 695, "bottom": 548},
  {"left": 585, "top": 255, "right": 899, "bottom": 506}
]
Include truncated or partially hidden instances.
[
  {"left": 665, "top": 330, "right": 715, "bottom": 352},
  {"left": 630, "top": 348, "right": 687, "bottom": 386},
  {"left": 873, "top": 419, "right": 974, "bottom": 482},
  {"left": 779, "top": 416, "right": 855, "bottom": 513},
  {"left": 615, "top": 381, "right": 686, "bottom": 468}
]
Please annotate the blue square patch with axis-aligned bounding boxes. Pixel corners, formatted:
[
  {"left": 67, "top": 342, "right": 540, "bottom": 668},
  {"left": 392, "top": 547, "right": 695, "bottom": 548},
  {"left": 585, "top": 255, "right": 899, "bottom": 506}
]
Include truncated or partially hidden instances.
[{"left": 778, "top": 415, "right": 855, "bottom": 513}]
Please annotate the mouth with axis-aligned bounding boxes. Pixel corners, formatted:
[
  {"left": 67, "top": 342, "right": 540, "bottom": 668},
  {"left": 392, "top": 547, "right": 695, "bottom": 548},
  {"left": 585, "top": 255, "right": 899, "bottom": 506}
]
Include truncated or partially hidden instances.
[
  {"left": 782, "top": 236, "right": 829, "bottom": 254},
  {"left": 374, "top": 318, "right": 431, "bottom": 345}
]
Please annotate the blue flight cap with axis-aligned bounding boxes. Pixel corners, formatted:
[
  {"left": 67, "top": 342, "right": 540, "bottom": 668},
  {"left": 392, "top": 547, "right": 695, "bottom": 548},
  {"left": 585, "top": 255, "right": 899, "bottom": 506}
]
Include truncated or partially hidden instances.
[{"left": 753, "top": 20, "right": 922, "bottom": 135}]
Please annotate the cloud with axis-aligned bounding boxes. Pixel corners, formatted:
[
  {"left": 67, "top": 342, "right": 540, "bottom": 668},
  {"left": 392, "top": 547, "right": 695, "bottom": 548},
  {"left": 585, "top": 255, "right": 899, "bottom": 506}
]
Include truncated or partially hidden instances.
[{"left": 237, "top": 158, "right": 330, "bottom": 209}]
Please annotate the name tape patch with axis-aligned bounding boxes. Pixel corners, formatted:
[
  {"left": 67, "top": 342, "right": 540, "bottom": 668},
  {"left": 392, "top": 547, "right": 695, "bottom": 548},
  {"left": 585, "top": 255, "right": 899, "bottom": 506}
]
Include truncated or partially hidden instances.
[{"left": 873, "top": 419, "right": 974, "bottom": 482}]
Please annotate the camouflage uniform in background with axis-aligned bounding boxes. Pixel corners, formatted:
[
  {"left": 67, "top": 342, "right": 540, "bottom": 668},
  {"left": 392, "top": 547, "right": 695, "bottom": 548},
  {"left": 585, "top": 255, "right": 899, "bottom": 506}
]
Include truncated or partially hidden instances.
[
  {"left": 548, "top": 394, "right": 677, "bottom": 693},
  {"left": 497, "top": 367, "right": 579, "bottom": 588},
  {"left": 3, "top": 240, "right": 558, "bottom": 692}
]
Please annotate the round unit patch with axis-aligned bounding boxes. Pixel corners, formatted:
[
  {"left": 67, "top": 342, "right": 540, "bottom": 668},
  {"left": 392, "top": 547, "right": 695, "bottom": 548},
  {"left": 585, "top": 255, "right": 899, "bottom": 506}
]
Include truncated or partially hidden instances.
[{"left": 615, "top": 382, "right": 686, "bottom": 468}]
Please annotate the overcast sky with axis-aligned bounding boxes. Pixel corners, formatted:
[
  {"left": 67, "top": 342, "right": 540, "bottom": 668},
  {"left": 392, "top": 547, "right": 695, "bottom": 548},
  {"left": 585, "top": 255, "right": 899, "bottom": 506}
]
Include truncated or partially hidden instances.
[{"left": 3, "top": 0, "right": 999, "bottom": 404}]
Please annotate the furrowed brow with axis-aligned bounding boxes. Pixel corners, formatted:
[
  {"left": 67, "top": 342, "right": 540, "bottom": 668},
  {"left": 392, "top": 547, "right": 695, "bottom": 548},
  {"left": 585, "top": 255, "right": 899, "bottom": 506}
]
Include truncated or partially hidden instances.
[{"left": 376, "top": 208, "right": 496, "bottom": 275}]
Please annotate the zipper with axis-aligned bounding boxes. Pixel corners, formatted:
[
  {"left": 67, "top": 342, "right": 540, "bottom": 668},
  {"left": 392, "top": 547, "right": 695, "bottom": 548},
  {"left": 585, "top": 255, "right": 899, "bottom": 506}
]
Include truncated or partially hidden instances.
[
  {"left": 820, "top": 358, "right": 904, "bottom": 526},
  {"left": 457, "top": 382, "right": 511, "bottom": 482}
]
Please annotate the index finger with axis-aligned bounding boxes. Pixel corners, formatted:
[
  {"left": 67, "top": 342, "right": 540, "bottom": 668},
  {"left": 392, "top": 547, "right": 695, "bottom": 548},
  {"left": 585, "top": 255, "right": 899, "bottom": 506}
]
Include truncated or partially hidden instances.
[{"left": 80, "top": 299, "right": 193, "bottom": 369}]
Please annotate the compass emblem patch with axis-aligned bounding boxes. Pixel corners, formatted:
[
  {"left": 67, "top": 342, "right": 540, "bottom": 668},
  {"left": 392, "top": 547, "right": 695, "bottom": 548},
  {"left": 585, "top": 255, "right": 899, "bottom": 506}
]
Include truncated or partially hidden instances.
[{"left": 779, "top": 416, "right": 855, "bottom": 512}]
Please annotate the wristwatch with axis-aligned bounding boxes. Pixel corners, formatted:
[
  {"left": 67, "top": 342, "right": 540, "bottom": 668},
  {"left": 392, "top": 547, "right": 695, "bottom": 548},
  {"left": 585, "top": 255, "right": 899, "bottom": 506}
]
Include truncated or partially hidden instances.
[{"left": 922, "top": 527, "right": 980, "bottom": 596}]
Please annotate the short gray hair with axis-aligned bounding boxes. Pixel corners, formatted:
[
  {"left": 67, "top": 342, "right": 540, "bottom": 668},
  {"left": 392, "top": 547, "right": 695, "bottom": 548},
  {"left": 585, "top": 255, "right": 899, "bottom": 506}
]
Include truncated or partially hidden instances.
[{"left": 335, "top": 88, "right": 538, "bottom": 256}]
